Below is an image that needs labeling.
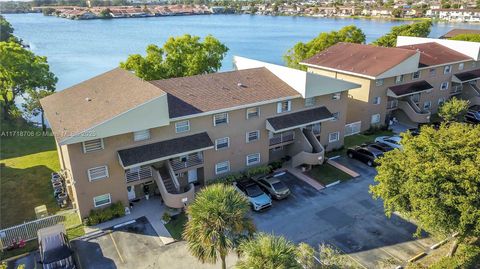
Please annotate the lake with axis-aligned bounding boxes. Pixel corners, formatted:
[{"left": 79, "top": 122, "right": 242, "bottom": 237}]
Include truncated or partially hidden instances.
[{"left": 4, "top": 13, "right": 480, "bottom": 90}]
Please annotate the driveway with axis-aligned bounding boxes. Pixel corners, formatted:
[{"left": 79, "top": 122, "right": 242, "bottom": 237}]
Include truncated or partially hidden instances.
[{"left": 252, "top": 163, "right": 437, "bottom": 268}]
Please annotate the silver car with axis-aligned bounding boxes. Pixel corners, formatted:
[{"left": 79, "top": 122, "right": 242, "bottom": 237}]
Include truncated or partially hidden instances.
[
  {"left": 252, "top": 175, "right": 291, "bottom": 200},
  {"left": 374, "top": 135, "right": 402, "bottom": 150}
]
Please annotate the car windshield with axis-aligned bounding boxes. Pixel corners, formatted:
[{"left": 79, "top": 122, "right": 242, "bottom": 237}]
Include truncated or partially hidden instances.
[
  {"left": 245, "top": 185, "right": 263, "bottom": 197},
  {"left": 272, "top": 181, "right": 287, "bottom": 191}
]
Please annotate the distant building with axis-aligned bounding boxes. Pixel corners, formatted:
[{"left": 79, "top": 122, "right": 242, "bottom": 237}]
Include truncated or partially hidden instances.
[
  {"left": 439, "top": 29, "right": 480, "bottom": 39},
  {"left": 426, "top": 8, "right": 480, "bottom": 22}
]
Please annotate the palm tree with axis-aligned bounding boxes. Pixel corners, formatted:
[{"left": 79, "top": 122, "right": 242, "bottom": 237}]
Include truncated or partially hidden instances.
[
  {"left": 236, "top": 233, "right": 301, "bottom": 269},
  {"left": 183, "top": 184, "right": 255, "bottom": 269}
]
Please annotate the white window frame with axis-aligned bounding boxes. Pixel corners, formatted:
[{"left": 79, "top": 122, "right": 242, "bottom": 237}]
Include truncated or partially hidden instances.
[
  {"left": 412, "top": 71, "right": 420, "bottom": 79},
  {"left": 213, "top": 112, "right": 229, "bottom": 126},
  {"left": 458, "top": 63, "right": 464, "bottom": 71},
  {"left": 215, "top": 161, "right": 230, "bottom": 175},
  {"left": 371, "top": 113, "right": 381, "bottom": 124},
  {"left": 373, "top": 96, "right": 381, "bottom": 105},
  {"left": 423, "top": 101, "right": 431, "bottom": 110},
  {"left": 215, "top": 137, "right": 230, "bottom": 150},
  {"left": 133, "top": 129, "right": 150, "bottom": 142},
  {"left": 438, "top": 98, "right": 445, "bottom": 105},
  {"left": 246, "top": 107, "right": 260, "bottom": 119},
  {"left": 246, "top": 153, "right": 261, "bottom": 166},
  {"left": 304, "top": 97, "right": 316, "bottom": 107},
  {"left": 82, "top": 138, "right": 104, "bottom": 153},
  {"left": 332, "top": 93, "right": 341, "bottom": 100},
  {"left": 277, "top": 100, "right": 291, "bottom": 113},
  {"left": 175, "top": 120, "right": 190, "bottom": 133},
  {"left": 395, "top": 75, "right": 404, "bottom": 84},
  {"left": 246, "top": 130, "right": 260, "bottom": 143},
  {"left": 93, "top": 193, "right": 111, "bottom": 207},
  {"left": 375, "top": 79, "right": 384, "bottom": 86},
  {"left": 429, "top": 68, "right": 436, "bottom": 77},
  {"left": 328, "top": 132, "right": 340, "bottom": 143},
  {"left": 88, "top": 165, "right": 109, "bottom": 181},
  {"left": 441, "top": 81, "right": 449, "bottom": 90},
  {"left": 444, "top": 65, "right": 452, "bottom": 74}
]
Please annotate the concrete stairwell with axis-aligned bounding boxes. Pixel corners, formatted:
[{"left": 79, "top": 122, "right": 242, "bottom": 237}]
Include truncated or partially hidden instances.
[
  {"left": 158, "top": 166, "right": 178, "bottom": 194},
  {"left": 302, "top": 128, "right": 324, "bottom": 154},
  {"left": 469, "top": 83, "right": 480, "bottom": 105}
]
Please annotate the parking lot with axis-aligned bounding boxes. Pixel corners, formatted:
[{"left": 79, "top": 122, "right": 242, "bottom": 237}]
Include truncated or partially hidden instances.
[{"left": 253, "top": 161, "right": 437, "bottom": 268}]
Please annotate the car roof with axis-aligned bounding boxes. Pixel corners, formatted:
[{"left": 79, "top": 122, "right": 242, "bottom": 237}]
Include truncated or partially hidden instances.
[
  {"left": 263, "top": 177, "right": 281, "bottom": 184},
  {"left": 365, "top": 146, "right": 384, "bottom": 155},
  {"left": 385, "top": 136, "right": 401, "bottom": 142},
  {"left": 469, "top": 105, "right": 480, "bottom": 111},
  {"left": 237, "top": 179, "right": 256, "bottom": 187}
]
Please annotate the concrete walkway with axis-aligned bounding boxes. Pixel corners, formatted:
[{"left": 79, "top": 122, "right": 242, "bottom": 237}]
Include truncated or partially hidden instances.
[
  {"left": 327, "top": 158, "right": 360, "bottom": 178},
  {"left": 84, "top": 196, "right": 175, "bottom": 245},
  {"left": 287, "top": 167, "right": 324, "bottom": 190}
]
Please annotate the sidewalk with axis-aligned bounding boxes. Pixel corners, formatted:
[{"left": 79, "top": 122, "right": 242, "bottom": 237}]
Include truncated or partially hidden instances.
[{"left": 287, "top": 167, "right": 324, "bottom": 190}]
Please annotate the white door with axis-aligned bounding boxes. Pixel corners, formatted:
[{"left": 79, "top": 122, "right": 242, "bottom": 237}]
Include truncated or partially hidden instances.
[
  {"left": 127, "top": 185, "right": 136, "bottom": 200},
  {"left": 187, "top": 169, "right": 198, "bottom": 183}
]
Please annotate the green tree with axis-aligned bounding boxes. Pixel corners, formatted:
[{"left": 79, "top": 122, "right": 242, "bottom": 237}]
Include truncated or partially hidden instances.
[
  {"left": 370, "top": 123, "right": 480, "bottom": 244},
  {"left": 438, "top": 97, "right": 469, "bottom": 122},
  {"left": 183, "top": 184, "right": 255, "bottom": 269},
  {"left": 391, "top": 8, "right": 403, "bottom": 18},
  {"left": 0, "top": 42, "right": 57, "bottom": 120},
  {"left": 372, "top": 20, "right": 432, "bottom": 47},
  {"left": 450, "top": 33, "right": 480, "bottom": 42},
  {"left": 296, "top": 243, "right": 316, "bottom": 269},
  {"left": 22, "top": 89, "right": 55, "bottom": 132},
  {"left": 0, "top": 15, "right": 14, "bottom": 42},
  {"left": 120, "top": 34, "right": 228, "bottom": 80},
  {"left": 236, "top": 233, "right": 301, "bottom": 269},
  {"left": 284, "top": 25, "right": 366, "bottom": 70},
  {"left": 99, "top": 8, "right": 113, "bottom": 18}
]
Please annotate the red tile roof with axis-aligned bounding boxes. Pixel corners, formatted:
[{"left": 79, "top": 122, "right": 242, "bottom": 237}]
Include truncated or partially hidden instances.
[{"left": 397, "top": 42, "right": 472, "bottom": 67}]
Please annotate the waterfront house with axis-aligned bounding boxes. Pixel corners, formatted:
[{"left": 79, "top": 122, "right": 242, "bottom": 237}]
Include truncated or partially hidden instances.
[
  {"left": 40, "top": 58, "right": 359, "bottom": 220},
  {"left": 426, "top": 8, "right": 480, "bottom": 22},
  {"left": 440, "top": 28, "right": 480, "bottom": 39}
]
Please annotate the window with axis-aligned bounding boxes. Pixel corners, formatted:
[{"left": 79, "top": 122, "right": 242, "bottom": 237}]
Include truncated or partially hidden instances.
[
  {"left": 246, "top": 130, "right": 260, "bottom": 143},
  {"left": 395, "top": 75, "right": 404, "bottom": 84},
  {"left": 441, "top": 82, "right": 449, "bottom": 90},
  {"left": 304, "top": 97, "right": 316, "bottom": 107},
  {"left": 371, "top": 114, "right": 381, "bottom": 124},
  {"left": 423, "top": 101, "right": 431, "bottom": 110},
  {"left": 82, "top": 138, "right": 104, "bottom": 153},
  {"left": 438, "top": 98, "right": 445, "bottom": 106},
  {"left": 213, "top": 112, "right": 228, "bottom": 126},
  {"left": 459, "top": 63, "right": 464, "bottom": 71},
  {"left": 373, "top": 96, "right": 381, "bottom": 105},
  {"left": 88, "top": 166, "right": 109, "bottom": 181},
  {"left": 175, "top": 120, "right": 190, "bottom": 133},
  {"left": 328, "top": 132, "right": 340, "bottom": 143},
  {"left": 375, "top": 79, "right": 384, "bottom": 86},
  {"left": 246, "top": 107, "right": 260, "bottom": 119},
  {"left": 444, "top": 65, "right": 452, "bottom": 74},
  {"left": 133, "top": 129, "right": 150, "bottom": 141},
  {"left": 215, "top": 161, "right": 230, "bottom": 175},
  {"left": 332, "top": 112, "right": 340, "bottom": 121},
  {"left": 429, "top": 68, "right": 436, "bottom": 77},
  {"left": 412, "top": 71, "right": 420, "bottom": 79},
  {"left": 332, "top": 93, "right": 341, "bottom": 100},
  {"left": 473, "top": 62, "right": 477, "bottom": 68},
  {"left": 246, "top": 153, "right": 261, "bottom": 166},
  {"left": 215, "top": 137, "right": 229, "bottom": 150},
  {"left": 93, "top": 194, "right": 111, "bottom": 207},
  {"left": 277, "top": 100, "right": 291, "bottom": 113}
]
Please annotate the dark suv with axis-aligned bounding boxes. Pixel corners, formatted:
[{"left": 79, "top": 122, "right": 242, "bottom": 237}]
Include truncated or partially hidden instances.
[
  {"left": 347, "top": 146, "right": 384, "bottom": 167},
  {"left": 465, "top": 105, "right": 480, "bottom": 124}
]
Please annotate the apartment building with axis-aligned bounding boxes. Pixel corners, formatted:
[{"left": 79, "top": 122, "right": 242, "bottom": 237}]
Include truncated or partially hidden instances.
[
  {"left": 301, "top": 38, "right": 480, "bottom": 134},
  {"left": 41, "top": 58, "right": 359, "bottom": 219}
]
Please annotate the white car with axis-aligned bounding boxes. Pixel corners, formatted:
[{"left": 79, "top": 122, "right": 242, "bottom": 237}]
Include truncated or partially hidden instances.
[{"left": 374, "top": 135, "right": 402, "bottom": 150}]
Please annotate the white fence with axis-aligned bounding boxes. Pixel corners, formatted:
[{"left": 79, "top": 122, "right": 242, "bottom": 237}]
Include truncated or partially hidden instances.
[{"left": 0, "top": 209, "right": 78, "bottom": 249}]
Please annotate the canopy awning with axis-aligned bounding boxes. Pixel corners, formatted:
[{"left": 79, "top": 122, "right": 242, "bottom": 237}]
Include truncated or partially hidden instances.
[
  {"left": 118, "top": 132, "right": 214, "bottom": 169},
  {"left": 387, "top": 80, "right": 433, "bottom": 98},
  {"left": 266, "top": 106, "right": 333, "bottom": 133},
  {"left": 453, "top": 68, "right": 480, "bottom": 83}
]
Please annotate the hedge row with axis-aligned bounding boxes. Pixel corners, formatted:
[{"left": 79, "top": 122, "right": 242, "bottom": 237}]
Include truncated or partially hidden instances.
[
  {"left": 207, "top": 161, "right": 285, "bottom": 186},
  {"left": 84, "top": 202, "right": 125, "bottom": 226}
]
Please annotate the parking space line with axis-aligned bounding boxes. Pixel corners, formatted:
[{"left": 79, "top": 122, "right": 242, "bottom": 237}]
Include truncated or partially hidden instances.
[
  {"left": 109, "top": 232, "right": 125, "bottom": 264},
  {"left": 379, "top": 246, "right": 403, "bottom": 263}
]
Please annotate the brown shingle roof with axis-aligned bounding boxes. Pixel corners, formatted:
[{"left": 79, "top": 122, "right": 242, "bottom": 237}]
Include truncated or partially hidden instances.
[
  {"left": 397, "top": 42, "right": 471, "bottom": 67},
  {"left": 301, "top": 42, "right": 417, "bottom": 77},
  {"left": 41, "top": 68, "right": 165, "bottom": 142},
  {"left": 149, "top": 68, "right": 301, "bottom": 118},
  {"left": 267, "top": 106, "right": 333, "bottom": 132},
  {"left": 440, "top": 29, "right": 480, "bottom": 39},
  {"left": 388, "top": 80, "right": 433, "bottom": 97},
  {"left": 455, "top": 68, "right": 480, "bottom": 82}
]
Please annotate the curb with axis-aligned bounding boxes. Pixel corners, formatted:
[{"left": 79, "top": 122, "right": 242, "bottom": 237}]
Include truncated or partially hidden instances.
[{"left": 325, "top": 180, "right": 341, "bottom": 188}]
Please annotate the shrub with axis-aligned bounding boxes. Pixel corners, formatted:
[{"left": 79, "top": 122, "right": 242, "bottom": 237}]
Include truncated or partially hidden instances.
[
  {"left": 364, "top": 124, "right": 387, "bottom": 135},
  {"left": 269, "top": 160, "right": 284, "bottom": 170},
  {"left": 162, "top": 212, "right": 171, "bottom": 223},
  {"left": 85, "top": 202, "right": 125, "bottom": 226},
  {"left": 245, "top": 165, "right": 272, "bottom": 178},
  {"left": 207, "top": 172, "right": 244, "bottom": 185}
]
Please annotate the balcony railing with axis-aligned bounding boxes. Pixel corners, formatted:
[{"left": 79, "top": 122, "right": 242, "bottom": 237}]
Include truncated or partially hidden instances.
[
  {"left": 450, "top": 85, "right": 463, "bottom": 95},
  {"left": 387, "top": 99, "right": 398, "bottom": 109},
  {"left": 170, "top": 153, "right": 204, "bottom": 171},
  {"left": 269, "top": 131, "right": 295, "bottom": 146},
  {"left": 125, "top": 166, "right": 153, "bottom": 183}
]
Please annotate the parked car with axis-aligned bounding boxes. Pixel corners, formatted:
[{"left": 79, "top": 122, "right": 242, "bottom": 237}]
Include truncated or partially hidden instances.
[
  {"left": 235, "top": 180, "right": 272, "bottom": 211},
  {"left": 374, "top": 135, "right": 402, "bottom": 149},
  {"left": 38, "top": 224, "right": 76, "bottom": 269},
  {"left": 465, "top": 105, "right": 480, "bottom": 124},
  {"left": 361, "top": 142, "right": 394, "bottom": 153},
  {"left": 252, "top": 175, "right": 291, "bottom": 200},
  {"left": 346, "top": 146, "right": 384, "bottom": 167}
]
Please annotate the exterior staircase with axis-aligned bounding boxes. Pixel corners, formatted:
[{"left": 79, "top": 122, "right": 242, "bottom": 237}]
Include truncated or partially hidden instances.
[
  {"left": 469, "top": 83, "right": 480, "bottom": 105},
  {"left": 158, "top": 165, "right": 178, "bottom": 194},
  {"left": 290, "top": 128, "right": 325, "bottom": 168},
  {"left": 302, "top": 128, "right": 323, "bottom": 153}
]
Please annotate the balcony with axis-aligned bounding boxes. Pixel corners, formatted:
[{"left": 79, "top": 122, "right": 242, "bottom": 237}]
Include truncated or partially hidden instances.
[
  {"left": 450, "top": 85, "right": 463, "bottom": 95},
  {"left": 269, "top": 131, "right": 295, "bottom": 146},
  {"left": 125, "top": 166, "right": 153, "bottom": 183},
  {"left": 398, "top": 100, "right": 431, "bottom": 123},
  {"left": 169, "top": 152, "right": 204, "bottom": 171},
  {"left": 387, "top": 99, "right": 399, "bottom": 110}
]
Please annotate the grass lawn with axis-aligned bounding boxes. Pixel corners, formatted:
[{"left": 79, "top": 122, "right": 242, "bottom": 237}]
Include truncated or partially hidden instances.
[
  {"left": 326, "top": 130, "right": 394, "bottom": 158},
  {"left": 305, "top": 164, "right": 352, "bottom": 186},
  {"left": 164, "top": 212, "right": 187, "bottom": 241},
  {"left": 0, "top": 121, "right": 61, "bottom": 228}
]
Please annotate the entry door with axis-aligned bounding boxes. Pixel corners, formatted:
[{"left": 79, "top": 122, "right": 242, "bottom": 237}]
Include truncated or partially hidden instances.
[
  {"left": 127, "top": 185, "right": 136, "bottom": 200},
  {"left": 187, "top": 169, "right": 198, "bottom": 183}
]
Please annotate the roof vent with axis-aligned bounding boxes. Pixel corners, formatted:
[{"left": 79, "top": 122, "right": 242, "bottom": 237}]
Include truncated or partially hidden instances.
[
  {"left": 85, "top": 97, "right": 92, "bottom": 102},
  {"left": 237, "top": 82, "right": 246, "bottom": 88}
]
